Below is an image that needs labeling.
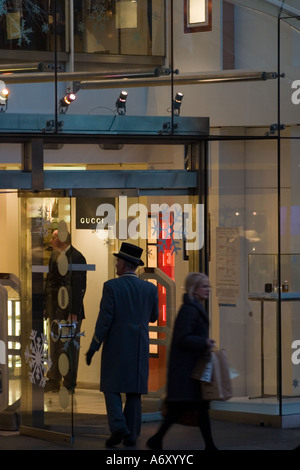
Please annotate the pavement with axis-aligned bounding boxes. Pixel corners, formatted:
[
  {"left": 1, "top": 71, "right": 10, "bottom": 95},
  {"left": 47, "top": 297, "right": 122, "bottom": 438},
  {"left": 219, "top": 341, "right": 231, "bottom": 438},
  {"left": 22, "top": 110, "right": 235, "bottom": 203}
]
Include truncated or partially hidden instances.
[{"left": 1, "top": 417, "right": 300, "bottom": 456}]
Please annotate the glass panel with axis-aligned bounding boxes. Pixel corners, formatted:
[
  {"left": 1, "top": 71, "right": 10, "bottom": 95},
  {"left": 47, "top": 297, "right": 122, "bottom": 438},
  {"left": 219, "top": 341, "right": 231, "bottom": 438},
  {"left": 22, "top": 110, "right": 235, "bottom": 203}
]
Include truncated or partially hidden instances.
[
  {"left": 74, "top": 0, "right": 165, "bottom": 56},
  {"left": 279, "top": 9, "right": 300, "bottom": 416},
  {"left": 209, "top": 138, "right": 280, "bottom": 415},
  {"left": 226, "top": 0, "right": 300, "bottom": 20},
  {"left": 3, "top": 0, "right": 300, "bottom": 429},
  {"left": 0, "top": 0, "right": 166, "bottom": 128},
  {"left": 280, "top": 132, "right": 300, "bottom": 413},
  {"left": 20, "top": 194, "right": 75, "bottom": 441},
  {"left": 0, "top": 0, "right": 165, "bottom": 54},
  {"left": 0, "top": 1, "right": 64, "bottom": 52},
  {"left": 248, "top": 254, "right": 300, "bottom": 406},
  {"left": 1, "top": 0, "right": 283, "bottom": 136}
]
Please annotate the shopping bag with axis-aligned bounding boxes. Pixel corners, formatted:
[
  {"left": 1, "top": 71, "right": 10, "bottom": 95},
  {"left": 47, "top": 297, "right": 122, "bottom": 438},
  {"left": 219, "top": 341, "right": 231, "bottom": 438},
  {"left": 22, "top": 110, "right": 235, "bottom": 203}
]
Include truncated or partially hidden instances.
[
  {"left": 191, "top": 354, "right": 213, "bottom": 382},
  {"left": 200, "top": 349, "right": 232, "bottom": 401}
]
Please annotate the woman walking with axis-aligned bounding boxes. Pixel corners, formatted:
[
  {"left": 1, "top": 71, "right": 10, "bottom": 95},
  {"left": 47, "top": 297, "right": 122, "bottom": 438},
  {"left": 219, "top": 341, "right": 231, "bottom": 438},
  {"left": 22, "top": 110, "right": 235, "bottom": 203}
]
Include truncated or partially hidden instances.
[{"left": 146, "top": 272, "right": 217, "bottom": 451}]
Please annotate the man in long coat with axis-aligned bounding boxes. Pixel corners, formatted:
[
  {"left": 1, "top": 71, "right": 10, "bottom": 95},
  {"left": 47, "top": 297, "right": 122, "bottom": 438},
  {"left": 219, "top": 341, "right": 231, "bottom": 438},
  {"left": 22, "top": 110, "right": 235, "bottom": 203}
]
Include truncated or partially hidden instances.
[{"left": 86, "top": 242, "right": 159, "bottom": 448}]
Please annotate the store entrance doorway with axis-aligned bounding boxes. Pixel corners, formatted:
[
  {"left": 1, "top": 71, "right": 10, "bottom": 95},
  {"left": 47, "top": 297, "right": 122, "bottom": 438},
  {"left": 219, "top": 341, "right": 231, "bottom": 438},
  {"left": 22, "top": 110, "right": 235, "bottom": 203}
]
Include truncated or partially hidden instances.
[{"left": 18, "top": 190, "right": 201, "bottom": 443}]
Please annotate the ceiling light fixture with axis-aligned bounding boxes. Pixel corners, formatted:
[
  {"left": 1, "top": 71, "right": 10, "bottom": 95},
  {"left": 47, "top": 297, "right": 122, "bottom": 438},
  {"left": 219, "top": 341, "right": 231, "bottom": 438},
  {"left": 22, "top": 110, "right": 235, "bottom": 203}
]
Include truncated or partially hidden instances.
[
  {"left": 59, "top": 92, "right": 76, "bottom": 114},
  {"left": 0, "top": 80, "right": 10, "bottom": 112},
  {"left": 116, "top": 90, "right": 128, "bottom": 115},
  {"left": 173, "top": 92, "right": 184, "bottom": 115}
]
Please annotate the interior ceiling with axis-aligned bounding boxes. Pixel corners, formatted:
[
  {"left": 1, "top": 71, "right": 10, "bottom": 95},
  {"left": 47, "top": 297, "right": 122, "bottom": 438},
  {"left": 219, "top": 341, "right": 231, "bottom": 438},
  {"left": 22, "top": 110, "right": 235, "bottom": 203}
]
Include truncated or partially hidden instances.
[{"left": 226, "top": 0, "right": 300, "bottom": 31}]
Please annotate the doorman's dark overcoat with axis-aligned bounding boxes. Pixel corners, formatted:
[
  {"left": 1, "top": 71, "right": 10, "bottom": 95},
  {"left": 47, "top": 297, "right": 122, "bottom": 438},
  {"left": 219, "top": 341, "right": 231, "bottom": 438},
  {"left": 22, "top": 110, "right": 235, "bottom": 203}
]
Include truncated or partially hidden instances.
[{"left": 90, "top": 273, "right": 159, "bottom": 394}]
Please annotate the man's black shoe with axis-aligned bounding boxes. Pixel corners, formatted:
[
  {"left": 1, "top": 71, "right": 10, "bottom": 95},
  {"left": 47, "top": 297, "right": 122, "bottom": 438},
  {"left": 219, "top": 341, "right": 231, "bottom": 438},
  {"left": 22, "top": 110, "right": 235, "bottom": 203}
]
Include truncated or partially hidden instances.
[{"left": 106, "top": 430, "right": 129, "bottom": 447}]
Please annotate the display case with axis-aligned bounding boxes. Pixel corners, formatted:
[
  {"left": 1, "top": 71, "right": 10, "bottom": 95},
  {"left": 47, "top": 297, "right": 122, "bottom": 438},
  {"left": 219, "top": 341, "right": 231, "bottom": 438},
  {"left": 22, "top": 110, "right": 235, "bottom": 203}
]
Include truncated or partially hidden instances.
[
  {"left": 248, "top": 254, "right": 300, "bottom": 400},
  {"left": 248, "top": 254, "right": 300, "bottom": 296}
]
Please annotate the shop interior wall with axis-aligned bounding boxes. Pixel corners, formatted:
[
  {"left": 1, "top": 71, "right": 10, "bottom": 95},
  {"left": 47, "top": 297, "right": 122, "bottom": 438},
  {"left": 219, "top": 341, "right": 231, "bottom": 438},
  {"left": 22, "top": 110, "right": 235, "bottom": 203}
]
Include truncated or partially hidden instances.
[
  {"left": 0, "top": 192, "right": 19, "bottom": 277},
  {"left": 70, "top": 194, "right": 191, "bottom": 389},
  {"left": 70, "top": 208, "right": 111, "bottom": 387}
]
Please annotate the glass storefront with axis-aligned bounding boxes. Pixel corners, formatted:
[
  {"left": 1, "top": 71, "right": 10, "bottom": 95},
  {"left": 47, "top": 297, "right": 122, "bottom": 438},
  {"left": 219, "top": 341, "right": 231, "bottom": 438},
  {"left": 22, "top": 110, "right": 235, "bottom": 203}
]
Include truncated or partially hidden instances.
[
  {"left": 206, "top": 121, "right": 300, "bottom": 423},
  {"left": 1, "top": 0, "right": 300, "bottom": 443}
]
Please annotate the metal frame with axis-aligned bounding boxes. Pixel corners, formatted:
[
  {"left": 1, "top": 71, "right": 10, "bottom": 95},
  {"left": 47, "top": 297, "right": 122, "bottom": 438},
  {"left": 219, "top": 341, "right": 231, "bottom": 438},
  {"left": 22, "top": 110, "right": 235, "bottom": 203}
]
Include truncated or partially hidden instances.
[
  {"left": 14, "top": 128, "right": 210, "bottom": 445},
  {"left": 0, "top": 114, "right": 209, "bottom": 192}
]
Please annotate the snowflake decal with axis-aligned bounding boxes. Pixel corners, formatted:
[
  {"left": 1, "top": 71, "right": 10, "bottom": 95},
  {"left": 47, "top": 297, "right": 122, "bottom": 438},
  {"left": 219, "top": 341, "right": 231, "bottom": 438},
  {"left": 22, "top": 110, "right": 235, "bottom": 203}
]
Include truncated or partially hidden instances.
[
  {"left": 77, "top": 21, "right": 85, "bottom": 33},
  {"left": 0, "top": 1, "right": 49, "bottom": 46},
  {"left": 42, "top": 23, "right": 50, "bottom": 34},
  {"left": 151, "top": 206, "right": 183, "bottom": 255},
  {"left": 0, "top": 0, "right": 7, "bottom": 16},
  {"left": 89, "top": 0, "right": 111, "bottom": 32},
  {"left": 35, "top": 206, "right": 52, "bottom": 238},
  {"left": 62, "top": 329, "right": 85, "bottom": 353},
  {"left": 17, "top": 18, "right": 33, "bottom": 46},
  {"left": 293, "top": 378, "right": 299, "bottom": 389},
  {"left": 25, "top": 330, "right": 52, "bottom": 388}
]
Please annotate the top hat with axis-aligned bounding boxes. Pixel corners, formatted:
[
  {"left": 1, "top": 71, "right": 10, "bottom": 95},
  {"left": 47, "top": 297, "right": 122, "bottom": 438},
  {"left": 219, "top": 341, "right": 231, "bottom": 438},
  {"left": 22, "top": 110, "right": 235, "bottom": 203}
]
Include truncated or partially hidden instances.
[{"left": 114, "top": 242, "right": 144, "bottom": 266}]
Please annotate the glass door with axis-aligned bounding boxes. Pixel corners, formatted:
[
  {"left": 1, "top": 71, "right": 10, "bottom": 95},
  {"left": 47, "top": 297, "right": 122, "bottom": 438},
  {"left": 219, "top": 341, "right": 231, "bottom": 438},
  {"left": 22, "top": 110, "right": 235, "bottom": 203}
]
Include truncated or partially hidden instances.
[
  {"left": 71, "top": 193, "right": 201, "bottom": 415},
  {"left": 20, "top": 193, "right": 76, "bottom": 444},
  {"left": 19, "top": 191, "right": 202, "bottom": 441}
]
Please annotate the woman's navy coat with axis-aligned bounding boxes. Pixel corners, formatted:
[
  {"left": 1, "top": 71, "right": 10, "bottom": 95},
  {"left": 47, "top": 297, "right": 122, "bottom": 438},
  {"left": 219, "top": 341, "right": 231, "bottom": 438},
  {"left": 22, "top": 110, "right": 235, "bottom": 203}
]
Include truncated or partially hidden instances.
[
  {"left": 90, "top": 273, "right": 159, "bottom": 394},
  {"left": 167, "top": 293, "right": 210, "bottom": 402}
]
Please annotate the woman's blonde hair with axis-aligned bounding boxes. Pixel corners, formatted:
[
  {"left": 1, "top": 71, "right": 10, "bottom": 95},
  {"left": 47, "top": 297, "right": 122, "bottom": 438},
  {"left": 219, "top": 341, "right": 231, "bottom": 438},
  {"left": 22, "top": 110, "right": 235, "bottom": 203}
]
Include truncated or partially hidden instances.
[{"left": 185, "top": 272, "right": 209, "bottom": 299}]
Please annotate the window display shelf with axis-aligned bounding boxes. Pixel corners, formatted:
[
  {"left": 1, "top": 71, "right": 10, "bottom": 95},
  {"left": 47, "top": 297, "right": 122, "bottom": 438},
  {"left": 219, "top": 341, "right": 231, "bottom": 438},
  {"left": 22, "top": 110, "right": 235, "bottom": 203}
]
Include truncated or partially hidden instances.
[
  {"left": 248, "top": 253, "right": 300, "bottom": 294},
  {"left": 249, "top": 292, "right": 300, "bottom": 301}
]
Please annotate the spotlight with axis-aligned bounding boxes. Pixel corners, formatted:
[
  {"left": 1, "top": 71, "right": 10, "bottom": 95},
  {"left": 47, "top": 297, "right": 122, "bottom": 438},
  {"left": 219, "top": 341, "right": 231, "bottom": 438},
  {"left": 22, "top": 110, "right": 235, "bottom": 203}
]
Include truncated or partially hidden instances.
[
  {"left": 59, "top": 92, "right": 76, "bottom": 114},
  {"left": 0, "top": 80, "right": 9, "bottom": 112},
  {"left": 116, "top": 90, "right": 128, "bottom": 115},
  {"left": 173, "top": 92, "right": 184, "bottom": 115}
]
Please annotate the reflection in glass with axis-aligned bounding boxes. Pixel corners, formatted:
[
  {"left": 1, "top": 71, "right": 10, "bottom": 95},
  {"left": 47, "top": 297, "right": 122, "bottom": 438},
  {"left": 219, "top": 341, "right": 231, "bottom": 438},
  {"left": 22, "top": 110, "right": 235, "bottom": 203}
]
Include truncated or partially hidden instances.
[
  {"left": 74, "top": 0, "right": 165, "bottom": 55},
  {"left": 0, "top": 1, "right": 65, "bottom": 51},
  {"left": 0, "top": 1, "right": 165, "bottom": 56}
]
